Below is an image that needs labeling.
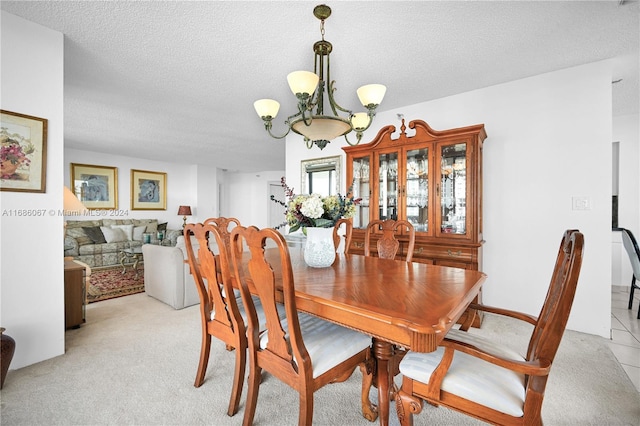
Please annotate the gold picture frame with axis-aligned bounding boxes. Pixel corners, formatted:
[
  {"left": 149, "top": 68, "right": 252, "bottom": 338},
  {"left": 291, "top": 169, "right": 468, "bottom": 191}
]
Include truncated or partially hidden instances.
[
  {"left": 1, "top": 110, "right": 48, "bottom": 193},
  {"left": 131, "top": 169, "right": 166, "bottom": 210},
  {"left": 70, "top": 163, "right": 118, "bottom": 210}
]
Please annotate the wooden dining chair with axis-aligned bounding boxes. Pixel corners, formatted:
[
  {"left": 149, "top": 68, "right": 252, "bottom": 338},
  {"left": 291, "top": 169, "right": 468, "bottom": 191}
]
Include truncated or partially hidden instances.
[
  {"left": 184, "top": 221, "right": 258, "bottom": 417},
  {"left": 395, "top": 229, "right": 584, "bottom": 426},
  {"left": 204, "top": 217, "right": 242, "bottom": 254},
  {"left": 620, "top": 228, "right": 640, "bottom": 319},
  {"left": 333, "top": 218, "right": 353, "bottom": 254},
  {"left": 364, "top": 219, "right": 416, "bottom": 262},
  {"left": 229, "top": 225, "right": 374, "bottom": 426}
]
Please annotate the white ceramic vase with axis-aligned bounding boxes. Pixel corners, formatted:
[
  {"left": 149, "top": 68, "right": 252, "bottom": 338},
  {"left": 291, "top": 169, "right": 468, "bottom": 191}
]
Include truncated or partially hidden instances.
[{"left": 303, "top": 227, "right": 335, "bottom": 268}]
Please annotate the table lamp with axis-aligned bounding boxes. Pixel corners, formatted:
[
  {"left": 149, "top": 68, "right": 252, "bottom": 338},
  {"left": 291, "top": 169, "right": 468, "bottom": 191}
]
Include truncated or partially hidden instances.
[
  {"left": 63, "top": 186, "right": 87, "bottom": 237},
  {"left": 178, "top": 205, "right": 192, "bottom": 229},
  {"left": 64, "top": 186, "right": 86, "bottom": 213}
]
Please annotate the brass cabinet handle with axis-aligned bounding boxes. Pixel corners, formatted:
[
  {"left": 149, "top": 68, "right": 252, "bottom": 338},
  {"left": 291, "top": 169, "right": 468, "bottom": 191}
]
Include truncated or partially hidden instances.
[
  {"left": 354, "top": 242, "right": 365, "bottom": 248},
  {"left": 416, "top": 247, "right": 424, "bottom": 254},
  {"left": 447, "top": 249, "right": 462, "bottom": 257}
]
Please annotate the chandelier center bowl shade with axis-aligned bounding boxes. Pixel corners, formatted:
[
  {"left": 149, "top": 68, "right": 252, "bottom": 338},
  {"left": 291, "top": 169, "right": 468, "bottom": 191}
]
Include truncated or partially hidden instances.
[{"left": 254, "top": 4, "right": 386, "bottom": 150}]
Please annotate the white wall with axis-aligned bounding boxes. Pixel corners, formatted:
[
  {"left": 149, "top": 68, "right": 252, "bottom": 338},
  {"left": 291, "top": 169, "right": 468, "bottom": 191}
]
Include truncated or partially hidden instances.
[
  {"left": 286, "top": 61, "right": 614, "bottom": 337},
  {"left": 0, "top": 12, "right": 65, "bottom": 368},
  {"left": 64, "top": 149, "right": 219, "bottom": 229},
  {"left": 221, "top": 170, "right": 286, "bottom": 229}
]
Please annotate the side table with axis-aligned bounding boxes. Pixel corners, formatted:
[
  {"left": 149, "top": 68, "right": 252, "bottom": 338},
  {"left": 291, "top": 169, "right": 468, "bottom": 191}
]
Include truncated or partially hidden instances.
[
  {"left": 64, "top": 259, "right": 86, "bottom": 329},
  {"left": 120, "top": 247, "right": 143, "bottom": 278}
]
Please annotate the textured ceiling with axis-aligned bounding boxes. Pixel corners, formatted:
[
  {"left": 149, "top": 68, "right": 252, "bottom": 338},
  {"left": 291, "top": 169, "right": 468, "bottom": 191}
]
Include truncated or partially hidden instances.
[{"left": 1, "top": 1, "right": 638, "bottom": 172}]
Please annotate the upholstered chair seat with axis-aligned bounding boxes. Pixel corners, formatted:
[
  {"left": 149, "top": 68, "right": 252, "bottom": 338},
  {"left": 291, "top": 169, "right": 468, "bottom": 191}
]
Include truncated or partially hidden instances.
[{"left": 400, "top": 328, "right": 526, "bottom": 417}]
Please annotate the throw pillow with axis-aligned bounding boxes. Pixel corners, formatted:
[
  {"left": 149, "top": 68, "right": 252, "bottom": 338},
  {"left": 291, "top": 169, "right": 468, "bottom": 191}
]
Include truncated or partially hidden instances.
[
  {"left": 83, "top": 226, "right": 107, "bottom": 244},
  {"left": 66, "top": 227, "right": 93, "bottom": 246},
  {"left": 132, "top": 225, "right": 147, "bottom": 242},
  {"left": 145, "top": 222, "right": 158, "bottom": 233},
  {"left": 100, "top": 226, "right": 128, "bottom": 243},
  {"left": 157, "top": 222, "right": 168, "bottom": 231},
  {"left": 111, "top": 224, "right": 134, "bottom": 241}
]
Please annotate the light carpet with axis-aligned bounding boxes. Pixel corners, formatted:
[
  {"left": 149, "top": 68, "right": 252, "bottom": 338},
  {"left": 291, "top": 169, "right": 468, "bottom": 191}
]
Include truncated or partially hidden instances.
[{"left": 1, "top": 293, "right": 638, "bottom": 425}]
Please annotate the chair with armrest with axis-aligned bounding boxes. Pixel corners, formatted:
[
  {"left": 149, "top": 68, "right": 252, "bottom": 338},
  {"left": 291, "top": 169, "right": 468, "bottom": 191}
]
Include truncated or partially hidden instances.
[
  {"left": 230, "top": 225, "right": 374, "bottom": 426},
  {"left": 395, "top": 229, "right": 584, "bottom": 426},
  {"left": 620, "top": 227, "right": 640, "bottom": 319},
  {"left": 333, "top": 218, "right": 353, "bottom": 254},
  {"left": 365, "top": 219, "right": 415, "bottom": 262},
  {"left": 184, "top": 220, "right": 265, "bottom": 417}
]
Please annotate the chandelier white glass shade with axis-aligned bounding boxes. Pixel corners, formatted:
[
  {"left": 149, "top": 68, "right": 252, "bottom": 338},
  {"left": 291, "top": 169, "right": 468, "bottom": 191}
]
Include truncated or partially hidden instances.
[{"left": 254, "top": 4, "right": 386, "bottom": 150}]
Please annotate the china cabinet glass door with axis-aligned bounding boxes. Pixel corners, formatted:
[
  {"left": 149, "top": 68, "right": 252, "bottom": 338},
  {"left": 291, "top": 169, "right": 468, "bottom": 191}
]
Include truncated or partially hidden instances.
[
  {"left": 378, "top": 152, "right": 399, "bottom": 221},
  {"left": 439, "top": 142, "right": 467, "bottom": 235},
  {"left": 352, "top": 156, "right": 371, "bottom": 229},
  {"left": 405, "top": 148, "right": 429, "bottom": 232}
]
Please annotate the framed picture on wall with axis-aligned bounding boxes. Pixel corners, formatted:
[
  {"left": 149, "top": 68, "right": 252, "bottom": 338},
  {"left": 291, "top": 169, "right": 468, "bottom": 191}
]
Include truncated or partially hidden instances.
[
  {"left": 131, "top": 169, "right": 167, "bottom": 210},
  {"left": 70, "top": 163, "right": 118, "bottom": 209},
  {"left": 0, "top": 110, "right": 48, "bottom": 193}
]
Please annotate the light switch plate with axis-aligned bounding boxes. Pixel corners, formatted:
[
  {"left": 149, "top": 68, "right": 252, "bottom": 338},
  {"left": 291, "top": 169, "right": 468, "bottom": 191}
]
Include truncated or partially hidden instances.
[{"left": 572, "top": 196, "right": 591, "bottom": 210}]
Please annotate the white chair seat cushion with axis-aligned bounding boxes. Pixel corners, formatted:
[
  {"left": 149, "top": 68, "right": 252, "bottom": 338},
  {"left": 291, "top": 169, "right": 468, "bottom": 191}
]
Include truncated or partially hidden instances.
[
  {"left": 260, "top": 312, "right": 371, "bottom": 378},
  {"left": 209, "top": 295, "right": 274, "bottom": 327},
  {"left": 399, "top": 329, "right": 526, "bottom": 417}
]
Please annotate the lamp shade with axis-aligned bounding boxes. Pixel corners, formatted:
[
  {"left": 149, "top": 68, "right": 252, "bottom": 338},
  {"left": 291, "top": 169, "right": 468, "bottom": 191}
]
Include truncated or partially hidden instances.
[
  {"left": 177, "top": 205, "right": 192, "bottom": 216},
  {"left": 254, "top": 99, "right": 280, "bottom": 119},
  {"left": 351, "top": 112, "right": 370, "bottom": 130},
  {"left": 287, "top": 71, "right": 319, "bottom": 96},
  {"left": 357, "top": 84, "right": 387, "bottom": 107},
  {"left": 64, "top": 186, "right": 86, "bottom": 213}
]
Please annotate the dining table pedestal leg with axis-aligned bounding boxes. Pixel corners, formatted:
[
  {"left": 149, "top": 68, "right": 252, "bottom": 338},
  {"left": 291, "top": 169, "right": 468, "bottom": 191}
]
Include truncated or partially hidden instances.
[{"left": 372, "top": 337, "right": 395, "bottom": 426}]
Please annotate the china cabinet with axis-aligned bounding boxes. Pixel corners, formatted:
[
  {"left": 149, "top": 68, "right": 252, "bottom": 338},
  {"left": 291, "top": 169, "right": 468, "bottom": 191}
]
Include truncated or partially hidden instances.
[{"left": 344, "top": 119, "right": 486, "bottom": 324}]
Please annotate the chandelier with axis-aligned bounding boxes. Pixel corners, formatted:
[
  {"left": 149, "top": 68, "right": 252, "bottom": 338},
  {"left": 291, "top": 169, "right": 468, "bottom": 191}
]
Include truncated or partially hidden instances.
[{"left": 253, "top": 4, "right": 386, "bottom": 150}]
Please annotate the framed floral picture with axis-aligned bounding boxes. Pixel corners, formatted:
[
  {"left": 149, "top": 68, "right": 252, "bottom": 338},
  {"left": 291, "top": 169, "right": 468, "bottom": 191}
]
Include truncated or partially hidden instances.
[
  {"left": 131, "top": 169, "right": 166, "bottom": 210},
  {"left": 71, "top": 163, "right": 118, "bottom": 209},
  {"left": 0, "top": 110, "right": 48, "bottom": 193}
]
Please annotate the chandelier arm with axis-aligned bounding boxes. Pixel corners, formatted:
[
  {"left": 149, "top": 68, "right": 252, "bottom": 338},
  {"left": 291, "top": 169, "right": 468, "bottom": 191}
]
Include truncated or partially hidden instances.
[
  {"left": 327, "top": 80, "right": 353, "bottom": 116},
  {"left": 295, "top": 93, "right": 315, "bottom": 126},
  {"left": 343, "top": 131, "right": 363, "bottom": 146},
  {"left": 262, "top": 119, "right": 291, "bottom": 140},
  {"left": 305, "top": 138, "right": 314, "bottom": 149}
]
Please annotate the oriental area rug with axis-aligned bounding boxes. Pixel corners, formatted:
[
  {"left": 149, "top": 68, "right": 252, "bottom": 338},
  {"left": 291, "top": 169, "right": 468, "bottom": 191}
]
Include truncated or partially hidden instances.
[{"left": 87, "top": 265, "right": 144, "bottom": 303}]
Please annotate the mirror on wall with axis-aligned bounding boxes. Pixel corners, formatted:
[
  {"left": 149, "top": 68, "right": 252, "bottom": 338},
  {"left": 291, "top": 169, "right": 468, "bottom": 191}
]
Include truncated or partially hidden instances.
[{"left": 301, "top": 156, "right": 341, "bottom": 196}]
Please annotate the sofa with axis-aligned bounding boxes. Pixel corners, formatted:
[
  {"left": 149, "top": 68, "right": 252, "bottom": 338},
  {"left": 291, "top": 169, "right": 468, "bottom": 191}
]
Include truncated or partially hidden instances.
[
  {"left": 64, "top": 218, "right": 181, "bottom": 268},
  {"left": 141, "top": 235, "right": 209, "bottom": 309}
]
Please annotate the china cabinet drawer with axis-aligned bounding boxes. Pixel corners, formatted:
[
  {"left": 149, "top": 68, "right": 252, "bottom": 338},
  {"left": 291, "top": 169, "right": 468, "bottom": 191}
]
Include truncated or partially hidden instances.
[{"left": 413, "top": 244, "right": 473, "bottom": 263}]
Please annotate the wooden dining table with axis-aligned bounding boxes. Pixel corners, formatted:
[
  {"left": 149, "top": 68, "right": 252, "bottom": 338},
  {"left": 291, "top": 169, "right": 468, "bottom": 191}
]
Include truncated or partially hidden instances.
[{"left": 242, "top": 249, "right": 487, "bottom": 426}]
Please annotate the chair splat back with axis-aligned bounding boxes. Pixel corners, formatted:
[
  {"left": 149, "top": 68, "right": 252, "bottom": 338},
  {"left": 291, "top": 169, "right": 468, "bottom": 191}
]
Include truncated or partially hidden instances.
[
  {"left": 333, "top": 218, "right": 353, "bottom": 254},
  {"left": 365, "top": 219, "right": 416, "bottom": 262},
  {"left": 527, "top": 229, "right": 584, "bottom": 363},
  {"left": 204, "top": 216, "right": 241, "bottom": 256}
]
